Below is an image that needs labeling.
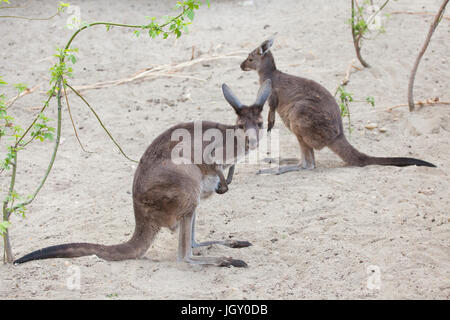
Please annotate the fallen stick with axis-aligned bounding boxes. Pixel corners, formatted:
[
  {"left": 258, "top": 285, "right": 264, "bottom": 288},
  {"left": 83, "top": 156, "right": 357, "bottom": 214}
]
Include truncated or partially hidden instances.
[
  {"left": 385, "top": 99, "right": 450, "bottom": 112},
  {"left": 352, "top": 98, "right": 450, "bottom": 115},
  {"left": 6, "top": 83, "right": 43, "bottom": 109},
  {"left": 68, "top": 51, "right": 245, "bottom": 93},
  {"left": 333, "top": 59, "right": 360, "bottom": 95},
  {"left": 341, "top": 59, "right": 358, "bottom": 86},
  {"left": 390, "top": 11, "right": 450, "bottom": 20}
]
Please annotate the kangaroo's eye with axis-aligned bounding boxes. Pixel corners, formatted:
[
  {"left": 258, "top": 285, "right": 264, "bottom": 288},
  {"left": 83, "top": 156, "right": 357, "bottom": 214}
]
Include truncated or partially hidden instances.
[{"left": 248, "top": 58, "right": 253, "bottom": 62}]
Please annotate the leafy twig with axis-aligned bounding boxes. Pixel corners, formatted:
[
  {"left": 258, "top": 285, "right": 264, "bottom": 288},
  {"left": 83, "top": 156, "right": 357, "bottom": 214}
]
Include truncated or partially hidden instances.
[{"left": 10, "top": 80, "right": 63, "bottom": 214}]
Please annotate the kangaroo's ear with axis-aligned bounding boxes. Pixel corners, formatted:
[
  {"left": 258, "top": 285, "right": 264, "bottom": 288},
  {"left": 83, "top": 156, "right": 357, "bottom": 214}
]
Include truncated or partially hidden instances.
[
  {"left": 254, "top": 79, "right": 272, "bottom": 110},
  {"left": 222, "top": 83, "right": 243, "bottom": 114},
  {"left": 259, "top": 37, "right": 274, "bottom": 55}
]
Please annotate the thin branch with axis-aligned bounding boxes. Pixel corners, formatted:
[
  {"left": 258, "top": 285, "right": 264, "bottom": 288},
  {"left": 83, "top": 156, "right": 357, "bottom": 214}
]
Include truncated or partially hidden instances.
[
  {"left": 5, "top": 82, "right": 43, "bottom": 109},
  {"left": 365, "top": 0, "right": 390, "bottom": 27},
  {"left": 62, "top": 79, "right": 90, "bottom": 153},
  {"left": 11, "top": 80, "right": 63, "bottom": 212},
  {"left": 386, "top": 99, "right": 450, "bottom": 112},
  {"left": 66, "top": 84, "right": 138, "bottom": 163},
  {"left": 408, "top": 0, "right": 449, "bottom": 112},
  {"left": 63, "top": 9, "right": 188, "bottom": 51},
  {"left": 351, "top": 98, "right": 450, "bottom": 115},
  {"left": 0, "top": 1, "right": 30, "bottom": 10},
  {"left": 2, "top": 145, "right": 16, "bottom": 262},
  {"left": 333, "top": 59, "right": 360, "bottom": 95},
  {"left": 14, "top": 84, "right": 56, "bottom": 147},
  {"left": 351, "top": 0, "right": 370, "bottom": 68},
  {"left": 0, "top": 11, "right": 60, "bottom": 21},
  {"left": 341, "top": 59, "right": 357, "bottom": 86}
]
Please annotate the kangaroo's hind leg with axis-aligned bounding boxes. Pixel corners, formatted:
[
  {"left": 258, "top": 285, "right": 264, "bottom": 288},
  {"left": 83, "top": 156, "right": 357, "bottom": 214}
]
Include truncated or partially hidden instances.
[
  {"left": 178, "top": 212, "right": 247, "bottom": 267},
  {"left": 297, "top": 136, "right": 315, "bottom": 169}
]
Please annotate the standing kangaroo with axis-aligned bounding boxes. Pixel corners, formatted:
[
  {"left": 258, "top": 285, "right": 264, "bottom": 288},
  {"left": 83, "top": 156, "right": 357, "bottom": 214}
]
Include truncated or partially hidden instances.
[
  {"left": 241, "top": 38, "right": 436, "bottom": 174},
  {"left": 14, "top": 80, "right": 272, "bottom": 268}
]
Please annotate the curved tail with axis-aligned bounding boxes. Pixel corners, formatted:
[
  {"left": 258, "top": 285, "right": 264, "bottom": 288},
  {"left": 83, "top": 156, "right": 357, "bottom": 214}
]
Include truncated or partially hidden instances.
[
  {"left": 14, "top": 213, "right": 160, "bottom": 264},
  {"left": 328, "top": 134, "right": 436, "bottom": 168}
]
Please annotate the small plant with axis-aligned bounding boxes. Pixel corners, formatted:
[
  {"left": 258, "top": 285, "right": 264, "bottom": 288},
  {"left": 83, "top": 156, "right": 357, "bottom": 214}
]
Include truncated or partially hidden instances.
[
  {"left": 336, "top": 85, "right": 375, "bottom": 134},
  {"left": 336, "top": 85, "right": 354, "bottom": 134},
  {"left": 349, "top": 0, "right": 390, "bottom": 67}
]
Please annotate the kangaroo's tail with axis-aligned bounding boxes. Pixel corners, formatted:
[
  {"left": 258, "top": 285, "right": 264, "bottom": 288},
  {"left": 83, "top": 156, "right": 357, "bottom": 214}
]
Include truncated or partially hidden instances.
[
  {"left": 14, "top": 222, "right": 160, "bottom": 264},
  {"left": 328, "top": 134, "right": 436, "bottom": 168}
]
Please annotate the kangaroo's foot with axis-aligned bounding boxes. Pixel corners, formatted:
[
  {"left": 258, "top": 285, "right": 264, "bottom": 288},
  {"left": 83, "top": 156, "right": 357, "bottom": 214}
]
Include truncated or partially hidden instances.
[
  {"left": 182, "top": 255, "right": 248, "bottom": 268},
  {"left": 179, "top": 213, "right": 247, "bottom": 268},
  {"left": 262, "top": 157, "right": 299, "bottom": 165},
  {"left": 192, "top": 239, "right": 252, "bottom": 249},
  {"left": 257, "top": 165, "right": 302, "bottom": 175}
]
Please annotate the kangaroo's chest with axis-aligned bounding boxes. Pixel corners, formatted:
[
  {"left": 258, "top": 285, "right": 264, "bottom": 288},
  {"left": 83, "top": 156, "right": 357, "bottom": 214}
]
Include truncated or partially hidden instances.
[{"left": 276, "top": 103, "right": 297, "bottom": 132}]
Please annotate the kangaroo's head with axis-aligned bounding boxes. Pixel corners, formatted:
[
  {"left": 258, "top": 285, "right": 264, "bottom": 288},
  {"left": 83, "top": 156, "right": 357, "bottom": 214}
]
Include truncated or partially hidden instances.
[
  {"left": 240, "top": 38, "right": 275, "bottom": 72},
  {"left": 222, "top": 80, "right": 272, "bottom": 150}
]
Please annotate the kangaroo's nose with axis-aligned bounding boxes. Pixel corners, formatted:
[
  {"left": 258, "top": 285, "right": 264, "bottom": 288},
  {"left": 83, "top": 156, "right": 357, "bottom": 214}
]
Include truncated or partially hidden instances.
[{"left": 240, "top": 61, "right": 246, "bottom": 71}]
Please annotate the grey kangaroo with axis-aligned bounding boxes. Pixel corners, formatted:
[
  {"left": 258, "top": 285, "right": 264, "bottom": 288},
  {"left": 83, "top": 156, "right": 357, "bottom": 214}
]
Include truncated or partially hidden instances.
[
  {"left": 241, "top": 38, "right": 436, "bottom": 174},
  {"left": 14, "top": 80, "right": 272, "bottom": 268}
]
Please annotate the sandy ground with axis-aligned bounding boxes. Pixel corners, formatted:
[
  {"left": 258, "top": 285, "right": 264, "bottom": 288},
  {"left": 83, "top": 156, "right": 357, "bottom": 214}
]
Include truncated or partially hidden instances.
[{"left": 0, "top": 0, "right": 449, "bottom": 299}]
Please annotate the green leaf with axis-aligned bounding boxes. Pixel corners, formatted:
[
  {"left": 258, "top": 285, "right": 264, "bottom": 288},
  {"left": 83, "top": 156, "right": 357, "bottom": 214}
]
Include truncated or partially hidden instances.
[
  {"left": 366, "top": 96, "right": 375, "bottom": 107},
  {"left": 186, "top": 9, "right": 194, "bottom": 21},
  {"left": 0, "top": 221, "right": 11, "bottom": 236},
  {"left": 13, "top": 83, "right": 28, "bottom": 93},
  {"left": 69, "top": 54, "right": 77, "bottom": 64}
]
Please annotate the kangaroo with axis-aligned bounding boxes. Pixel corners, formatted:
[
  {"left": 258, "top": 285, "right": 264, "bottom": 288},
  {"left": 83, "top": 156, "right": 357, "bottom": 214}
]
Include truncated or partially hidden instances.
[
  {"left": 14, "top": 80, "right": 272, "bottom": 267},
  {"left": 241, "top": 38, "right": 436, "bottom": 174}
]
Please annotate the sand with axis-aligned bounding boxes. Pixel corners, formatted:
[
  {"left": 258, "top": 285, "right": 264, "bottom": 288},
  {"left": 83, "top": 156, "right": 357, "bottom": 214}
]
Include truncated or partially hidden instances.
[{"left": 0, "top": 0, "right": 449, "bottom": 299}]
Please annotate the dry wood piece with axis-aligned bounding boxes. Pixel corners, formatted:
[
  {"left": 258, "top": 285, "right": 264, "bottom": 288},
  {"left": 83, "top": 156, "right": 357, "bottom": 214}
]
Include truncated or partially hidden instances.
[
  {"left": 390, "top": 11, "right": 450, "bottom": 20},
  {"left": 386, "top": 97, "right": 450, "bottom": 112},
  {"left": 352, "top": 97, "right": 449, "bottom": 115},
  {"left": 5, "top": 83, "right": 43, "bottom": 109}
]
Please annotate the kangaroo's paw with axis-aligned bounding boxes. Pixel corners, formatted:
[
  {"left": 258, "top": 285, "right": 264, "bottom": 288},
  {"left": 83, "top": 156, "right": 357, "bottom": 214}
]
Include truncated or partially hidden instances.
[{"left": 215, "top": 183, "right": 228, "bottom": 194}]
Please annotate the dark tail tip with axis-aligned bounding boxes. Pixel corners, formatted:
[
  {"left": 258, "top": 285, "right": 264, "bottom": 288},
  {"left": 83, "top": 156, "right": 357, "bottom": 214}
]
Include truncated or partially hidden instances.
[
  {"left": 14, "top": 251, "right": 42, "bottom": 265},
  {"left": 396, "top": 158, "right": 436, "bottom": 168},
  {"left": 13, "top": 243, "right": 100, "bottom": 265},
  {"left": 13, "top": 247, "right": 56, "bottom": 265},
  {"left": 369, "top": 157, "right": 437, "bottom": 168}
]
